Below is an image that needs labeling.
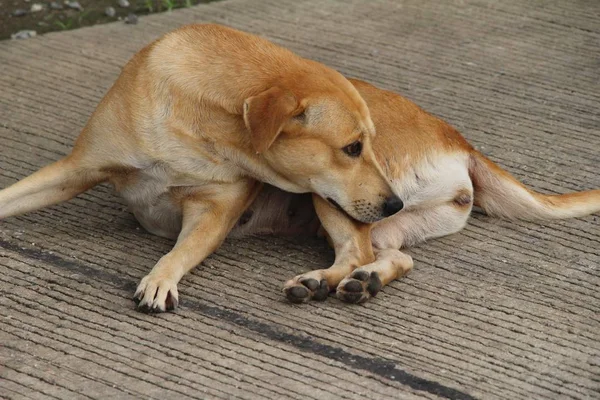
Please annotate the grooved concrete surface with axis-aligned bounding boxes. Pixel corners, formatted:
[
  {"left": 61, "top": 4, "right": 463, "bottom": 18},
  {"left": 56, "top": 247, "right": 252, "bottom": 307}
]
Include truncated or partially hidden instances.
[{"left": 1, "top": 1, "right": 599, "bottom": 399}]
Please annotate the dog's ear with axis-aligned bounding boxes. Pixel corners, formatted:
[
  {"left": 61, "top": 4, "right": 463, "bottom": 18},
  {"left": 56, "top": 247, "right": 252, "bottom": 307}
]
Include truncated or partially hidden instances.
[{"left": 243, "top": 87, "right": 301, "bottom": 154}]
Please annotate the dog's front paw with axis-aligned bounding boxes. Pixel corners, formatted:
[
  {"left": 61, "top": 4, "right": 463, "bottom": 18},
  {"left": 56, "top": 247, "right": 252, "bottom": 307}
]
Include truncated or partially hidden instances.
[
  {"left": 336, "top": 269, "right": 382, "bottom": 304},
  {"left": 133, "top": 273, "right": 179, "bottom": 313},
  {"left": 283, "top": 271, "right": 330, "bottom": 303}
]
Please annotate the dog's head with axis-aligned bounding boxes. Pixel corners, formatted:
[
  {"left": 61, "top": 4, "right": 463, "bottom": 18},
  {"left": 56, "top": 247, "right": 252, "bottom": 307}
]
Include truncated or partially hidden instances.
[{"left": 243, "top": 71, "right": 402, "bottom": 223}]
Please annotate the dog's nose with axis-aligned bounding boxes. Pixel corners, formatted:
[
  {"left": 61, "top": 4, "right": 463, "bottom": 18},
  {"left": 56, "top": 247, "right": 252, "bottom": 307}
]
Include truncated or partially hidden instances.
[{"left": 383, "top": 196, "right": 404, "bottom": 217}]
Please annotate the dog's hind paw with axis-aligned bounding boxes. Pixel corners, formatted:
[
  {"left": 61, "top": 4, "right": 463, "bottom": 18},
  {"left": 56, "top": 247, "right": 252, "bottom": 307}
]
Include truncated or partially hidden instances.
[
  {"left": 336, "top": 269, "right": 382, "bottom": 304},
  {"left": 283, "top": 271, "right": 330, "bottom": 303},
  {"left": 133, "top": 273, "right": 179, "bottom": 313}
]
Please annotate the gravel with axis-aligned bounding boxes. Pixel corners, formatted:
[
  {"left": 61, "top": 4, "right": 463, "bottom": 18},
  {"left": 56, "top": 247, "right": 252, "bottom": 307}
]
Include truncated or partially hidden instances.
[
  {"left": 12, "top": 9, "right": 28, "bottom": 17},
  {"left": 105, "top": 7, "right": 116, "bottom": 17},
  {"left": 11, "top": 30, "right": 37, "bottom": 40},
  {"left": 125, "top": 13, "right": 138, "bottom": 24},
  {"left": 66, "top": 1, "right": 83, "bottom": 11},
  {"left": 49, "top": 2, "right": 64, "bottom": 10}
]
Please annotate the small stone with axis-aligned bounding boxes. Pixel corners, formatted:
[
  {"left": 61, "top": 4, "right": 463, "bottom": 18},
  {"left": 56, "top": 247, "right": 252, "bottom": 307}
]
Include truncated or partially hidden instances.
[
  {"left": 117, "top": 0, "right": 130, "bottom": 7},
  {"left": 49, "top": 1, "right": 64, "bottom": 9},
  {"left": 12, "top": 9, "right": 28, "bottom": 17},
  {"left": 125, "top": 13, "right": 138, "bottom": 24},
  {"left": 30, "top": 3, "right": 43, "bottom": 12},
  {"left": 11, "top": 30, "right": 37, "bottom": 40},
  {"left": 66, "top": 1, "right": 83, "bottom": 11},
  {"left": 105, "top": 6, "right": 116, "bottom": 17}
]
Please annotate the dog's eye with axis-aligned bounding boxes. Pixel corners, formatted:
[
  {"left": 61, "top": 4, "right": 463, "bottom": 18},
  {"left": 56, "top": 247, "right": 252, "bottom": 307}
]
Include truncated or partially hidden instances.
[{"left": 343, "top": 141, "right": 362, "bottom": 157}]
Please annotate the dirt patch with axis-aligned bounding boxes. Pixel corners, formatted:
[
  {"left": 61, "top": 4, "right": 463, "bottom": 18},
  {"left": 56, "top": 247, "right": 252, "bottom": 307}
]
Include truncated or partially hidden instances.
[{"left": 1, "top": 0, "right": 215, "bottom": 40}]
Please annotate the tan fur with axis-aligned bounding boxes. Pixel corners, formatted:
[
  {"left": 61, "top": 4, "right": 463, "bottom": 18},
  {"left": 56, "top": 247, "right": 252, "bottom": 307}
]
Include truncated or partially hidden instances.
[
  {"left": 0, "top": 25, "right": 405, "bottom": 312},
  {"left": 469, "top": 152, "right": 600, "bottom": 219},
  {"left": 3, "top": 25, "right": 596, "bottom": 308},
  {"left": 274, "top": 80, "right": 600, "bottom": 303}
]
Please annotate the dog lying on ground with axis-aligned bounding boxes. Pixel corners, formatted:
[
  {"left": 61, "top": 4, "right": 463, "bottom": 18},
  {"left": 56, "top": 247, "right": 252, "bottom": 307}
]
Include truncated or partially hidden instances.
[
  {"left": 230, "top": 79, "right": 600, "bottom": 304},
  {"left": 0, "top": 24, "right": 404, "bottom": 312},
  {"left": 2, "top": 25, "right": 598, "bottom": 310}
]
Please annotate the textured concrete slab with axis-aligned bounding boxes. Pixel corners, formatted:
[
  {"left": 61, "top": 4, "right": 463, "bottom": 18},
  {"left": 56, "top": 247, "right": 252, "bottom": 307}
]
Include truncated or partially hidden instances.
[{"left": 0, "top": 0, "right": 599, "bottom": 399}]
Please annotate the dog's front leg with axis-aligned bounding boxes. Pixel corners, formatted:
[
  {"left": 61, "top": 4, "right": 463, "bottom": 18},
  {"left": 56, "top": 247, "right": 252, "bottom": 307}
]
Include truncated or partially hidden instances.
[
  {"left": 134, "top": 180, "right": 261, "bottom": 312},
  {"left": 283, "top": 195, "right": 375, "bottom": 303},
  {"left": 335, "top": 248, "right": 413, "bottom": 304}
]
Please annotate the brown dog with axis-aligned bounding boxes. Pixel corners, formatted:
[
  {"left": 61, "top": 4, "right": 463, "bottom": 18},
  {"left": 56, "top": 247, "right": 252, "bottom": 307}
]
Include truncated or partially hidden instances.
[
  {"left": 229, "top": 79, "right": 600, "bottom": 304},
  {"left": 0, "top": 25, "right": 404, "bottom": 312}
]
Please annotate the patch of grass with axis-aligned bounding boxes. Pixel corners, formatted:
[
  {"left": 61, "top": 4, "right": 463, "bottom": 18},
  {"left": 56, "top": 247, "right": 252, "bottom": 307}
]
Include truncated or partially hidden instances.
[
  {"left": 53, "top": 10, "right": 91, "bottom": 31},
  {"left": 141, "top": 0, "right": 199, "bottom": 14},
  {"left": 1, "top": 0, "right": 215, "bottom": 40},
  {"left": 78, "top": 11, "right": 91, "bottom": 23},
  {"left": 163, "top": 0, "right": 175, "bottom": 11},
  {"left": 54, "top": 19, "right": 74, "bottom": 30}
]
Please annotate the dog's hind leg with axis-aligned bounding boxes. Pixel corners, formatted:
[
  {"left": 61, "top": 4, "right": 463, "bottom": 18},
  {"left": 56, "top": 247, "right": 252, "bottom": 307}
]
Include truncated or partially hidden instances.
[
  {"left": 0, "top": 155, "right": 108, "bottom": 219},
  {"left": 336, "top": 199, "right": 473, "bottom": 303}
]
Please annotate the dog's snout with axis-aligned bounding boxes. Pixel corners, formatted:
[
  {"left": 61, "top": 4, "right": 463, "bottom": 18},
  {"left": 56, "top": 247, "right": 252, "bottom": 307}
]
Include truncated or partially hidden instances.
[{"left": 383, "top": 196, "right": 404, "bottom": 217}]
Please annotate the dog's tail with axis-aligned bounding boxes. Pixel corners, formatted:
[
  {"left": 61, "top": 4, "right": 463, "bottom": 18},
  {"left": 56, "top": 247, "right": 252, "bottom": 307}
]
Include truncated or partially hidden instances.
[
  {"left": 0, "top": 156, "right": 107, "bottom": 219},
  {"left": 468, "top": 150, "right": 600, "bottom": 220}
]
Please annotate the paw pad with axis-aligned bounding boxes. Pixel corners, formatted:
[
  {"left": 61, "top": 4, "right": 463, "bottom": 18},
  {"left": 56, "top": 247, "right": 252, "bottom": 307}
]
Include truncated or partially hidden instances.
[
  {"left": 284, "top": 278, "right": 329, "bottom": 303},
  {"left": 343, "top": 279, "right": 363, "bottom": 293},
  {"left": 337, "top": 270, "right": 382, "bottom": 304}
]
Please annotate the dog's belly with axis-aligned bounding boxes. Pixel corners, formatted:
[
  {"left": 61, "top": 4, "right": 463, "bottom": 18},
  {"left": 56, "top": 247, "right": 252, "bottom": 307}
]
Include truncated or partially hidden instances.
[
  {"left": 113, "top": 165, "right": 190, "bottom": 240},
  {"left": 119, "top": 179, "right": 183, "bottom": 240}
]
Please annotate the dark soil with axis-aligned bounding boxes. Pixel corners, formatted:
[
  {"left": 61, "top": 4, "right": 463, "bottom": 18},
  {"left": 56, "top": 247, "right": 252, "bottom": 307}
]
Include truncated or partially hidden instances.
[{"left": 1, "top": 0, "right": 215, "bottom": 40}]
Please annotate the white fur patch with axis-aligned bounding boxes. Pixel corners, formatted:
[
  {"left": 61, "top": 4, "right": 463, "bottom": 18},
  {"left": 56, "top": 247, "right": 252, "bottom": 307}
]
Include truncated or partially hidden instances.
[
  {"left": 392, "top": 152, "right": 472, "bottom": 210},
  {"left": 371, "top": 152, "right": 473, "bottom": 249}
]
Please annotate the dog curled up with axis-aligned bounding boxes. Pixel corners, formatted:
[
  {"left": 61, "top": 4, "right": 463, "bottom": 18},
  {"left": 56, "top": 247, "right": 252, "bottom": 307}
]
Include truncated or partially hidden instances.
[
  {"left": 1, "top": 25, "right": 598, "bottom": 310},
  {"left": 245, "top": 78, "right": 600, "bottom": 303},
  {"left": 0, "top": 24, "right": 402, "bottom": 312}
]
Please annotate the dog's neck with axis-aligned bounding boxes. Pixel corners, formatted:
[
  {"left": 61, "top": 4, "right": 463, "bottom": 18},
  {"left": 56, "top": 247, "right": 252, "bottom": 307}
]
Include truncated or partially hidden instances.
[
  {"left": 229, "top": 147, "right": 308, "bottom": 194},
  {"left": 248, "top": 159, "right": 306, "bottom": 195}
]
